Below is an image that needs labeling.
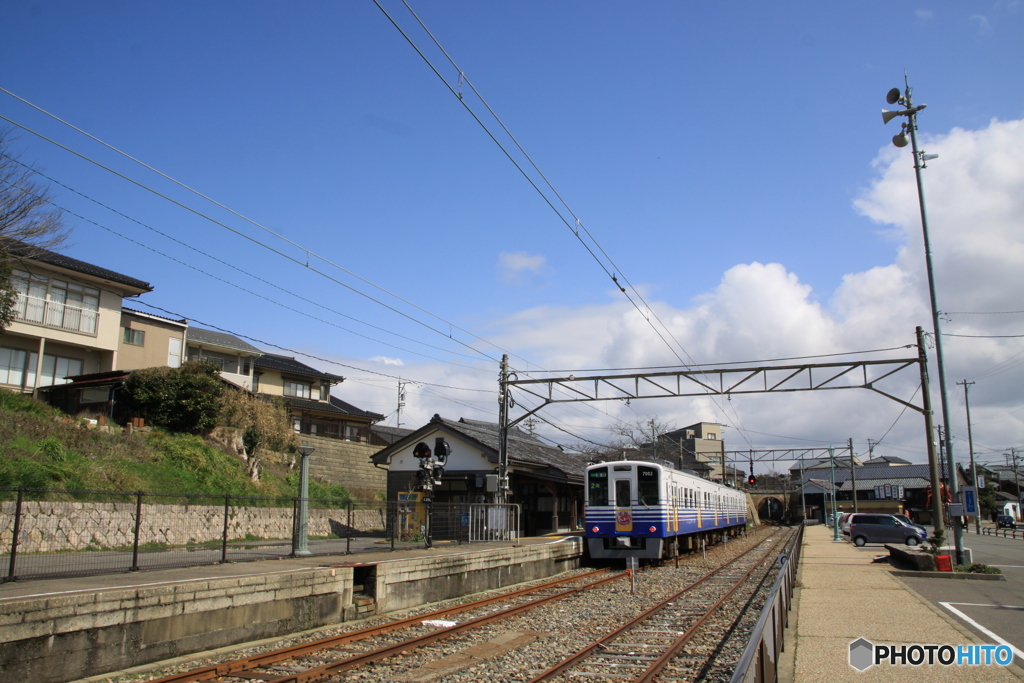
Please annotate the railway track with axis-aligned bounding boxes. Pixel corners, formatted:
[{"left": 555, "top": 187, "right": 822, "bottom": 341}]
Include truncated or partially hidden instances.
[
  {"left": 526, "top": 528, "right": 795, "bottom": 682},
  {"left": 145, "top": 568, "right": 624, "bottom": 683},
  {"left": 132, "top": 526, "right": 790, "bottom": 683}
]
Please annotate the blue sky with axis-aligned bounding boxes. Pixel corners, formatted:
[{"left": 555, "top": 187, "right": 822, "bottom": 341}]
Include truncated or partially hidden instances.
[{"left": 3, "top": 2, "right": 1024, "bottom": 471}]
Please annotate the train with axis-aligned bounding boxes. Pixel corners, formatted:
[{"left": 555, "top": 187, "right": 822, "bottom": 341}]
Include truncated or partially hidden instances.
[{"left": 585, "top": 460, "right": 748, "bottom": 559}]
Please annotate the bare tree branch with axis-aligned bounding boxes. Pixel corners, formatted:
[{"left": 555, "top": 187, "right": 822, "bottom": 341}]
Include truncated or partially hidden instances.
[{"left": 0, "top": 127, "right": 70, "bottom": 329}]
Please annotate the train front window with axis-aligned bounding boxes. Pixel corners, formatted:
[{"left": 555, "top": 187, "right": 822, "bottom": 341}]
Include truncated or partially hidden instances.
[
  {"left": 588, "top": 467, "right": 609, "bottom": 506},
  {"left": 615, "top": 479, "right": 631, "bottom": 507},
  {"left": 637, "top": 466, "right": 659, "bottom": 505}
]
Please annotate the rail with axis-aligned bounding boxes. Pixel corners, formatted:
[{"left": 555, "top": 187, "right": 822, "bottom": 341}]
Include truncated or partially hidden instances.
[{"left": 728, "top": 523, "right": 804, "bottom": 683}]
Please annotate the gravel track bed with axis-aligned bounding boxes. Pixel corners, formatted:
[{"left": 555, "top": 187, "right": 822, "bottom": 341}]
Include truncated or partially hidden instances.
[{"left": 101, "top": 525, "right": 786, "bottom": 683}]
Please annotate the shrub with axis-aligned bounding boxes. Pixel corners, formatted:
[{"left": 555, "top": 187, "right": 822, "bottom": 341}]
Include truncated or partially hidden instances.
[
  {"left": 954, "top": 563, "right": 1002, "bottom": 575},
  {"left": 121, "top": 360, "right": 223, "bottom": 434}
]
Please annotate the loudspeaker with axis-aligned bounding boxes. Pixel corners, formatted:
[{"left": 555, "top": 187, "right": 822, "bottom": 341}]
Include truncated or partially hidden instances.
[
  {"left": 886, "top": 88, "right": 902, "bottom": 105},
  {"left": 881, "top": 109, "right": 903, "bottom": 125}
]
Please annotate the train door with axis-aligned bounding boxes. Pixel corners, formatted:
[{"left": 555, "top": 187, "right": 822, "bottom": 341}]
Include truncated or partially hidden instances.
[{"left": 614, "top": 469, "right": 633, "bottom": 532}]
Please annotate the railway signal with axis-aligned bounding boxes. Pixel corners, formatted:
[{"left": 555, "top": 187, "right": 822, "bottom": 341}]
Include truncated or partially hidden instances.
[{"left": 748, "top": 474, "right": 757, "bottom": 486}]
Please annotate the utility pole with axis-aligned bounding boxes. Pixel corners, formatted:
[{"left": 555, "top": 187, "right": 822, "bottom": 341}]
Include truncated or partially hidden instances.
[
  {"left": 958, "top": 380, "right": 979, "bottom": 534},
  {"left": 1008, "top": 448, "right": 1022, "bottom": 521},
  {"left": 867, "top": 438, "right": 877, "bottom": 461},
  {"left": 917, "top": 326, "right": 945, "bottom": 536},
  {"left": 799, "top": 457, "right": 807, "bottom": 524},
  {"left": 849, "top": 438, "right": 858, "bottom": 513},
  {"left": 497, "top": 355, "right": 510, "bottom": 505},
  {"left": 396, "top": 379, "right": 408, "bottom": 428}
]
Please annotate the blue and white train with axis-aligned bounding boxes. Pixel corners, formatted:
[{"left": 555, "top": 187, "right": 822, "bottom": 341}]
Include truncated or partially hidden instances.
[{"left": 585, "top": 460, "right": 747, "bottom": 559}]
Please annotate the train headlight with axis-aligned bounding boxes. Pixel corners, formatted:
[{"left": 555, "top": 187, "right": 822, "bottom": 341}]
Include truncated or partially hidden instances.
[
  {"left": 591, "top": 526, "right": 599, "bottom": 533},
  {"left": 649, "top": 526, "right": 657, "bottom": 532}
]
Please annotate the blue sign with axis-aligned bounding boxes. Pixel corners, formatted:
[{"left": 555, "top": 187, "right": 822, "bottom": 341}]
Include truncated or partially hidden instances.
[{"left": 962, "top": 487, "right": 979, "bottom": 517}]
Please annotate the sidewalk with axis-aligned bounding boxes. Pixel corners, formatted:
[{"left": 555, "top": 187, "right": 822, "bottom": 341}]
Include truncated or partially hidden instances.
[{"left": 785, "top": 524, "right": 1024, "bottom": 682}]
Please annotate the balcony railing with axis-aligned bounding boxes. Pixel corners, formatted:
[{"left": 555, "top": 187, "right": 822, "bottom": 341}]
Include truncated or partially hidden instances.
[{"left": 13, "top": 294, "right": 99, "bottom": 336}]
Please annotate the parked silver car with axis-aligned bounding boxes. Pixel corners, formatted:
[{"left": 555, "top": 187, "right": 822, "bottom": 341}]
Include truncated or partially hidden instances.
[{"left": 849, "top": 514, "right": 927, "bottom": 547}]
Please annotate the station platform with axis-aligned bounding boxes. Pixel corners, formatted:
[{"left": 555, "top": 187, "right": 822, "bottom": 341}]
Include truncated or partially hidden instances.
[
  {"left": 0, "top": 534, "right": 584, "bottom": 683},
  {"left": 782, "top": 524, "right": 1024, "bottom": 682}
]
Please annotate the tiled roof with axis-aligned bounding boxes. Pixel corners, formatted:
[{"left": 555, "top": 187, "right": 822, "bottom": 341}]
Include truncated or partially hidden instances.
[
  {"left": 796, "top": 464, "right": 933, "bottom": 484},
  {"left": 186, "top": 327, "right": 262, "bottom": 355},
  {"left": 838, "top": 477, "right": 931, "bottom": 491},
  {"left": 3, "top": 238, "right": 152, "bottom": 292},
  {"left": 329, "top": 395, "right": 384, "bottom": 420},
  {"left": 122, "top": 307, "right": 188, "bottom": 327},
  {"left": 373, "top": 414, "right": 587, "bottom": 482},
  {"left": 863, "top": 455, "right": 913, "bottom": 466},
  {"left": 254, "top": 354, "right": 345, "bottom": 382},
  {"left": 271, "top": 395, "right": 352, "bottom": 416}
]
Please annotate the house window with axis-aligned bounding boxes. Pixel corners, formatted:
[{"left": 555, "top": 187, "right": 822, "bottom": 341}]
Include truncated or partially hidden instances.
[
  {"left": 123, "top": 327, "right": 145, "bottom": 345},
  {"left": 10, "top": 270, "right": 100, "bottom": 335},
  {"left": 284, "top": 381, "right": 312, "bottom": 399},
  {"left": 0, "top": 347, "right": 29, "bottom": 388},
  {"left": 39, "top": 355, "right": 84, "bottom": 386}
]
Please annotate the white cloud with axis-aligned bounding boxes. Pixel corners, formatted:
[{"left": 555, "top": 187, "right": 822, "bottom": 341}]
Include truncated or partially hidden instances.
[
  {"left": 498, "top": 251, "right": 547, "bottom": 285},
  {"left": 915, "top": 9, "right": 933, "bottom": 20},
  {"left": 970, "top": 14, "right": 992, "bottom": 34},
  {"left": 371, "top": 356, "right": 404, "bottom": 366},
  {"left": 336, "top": 117, "right": 1024, "bottom": 469}
]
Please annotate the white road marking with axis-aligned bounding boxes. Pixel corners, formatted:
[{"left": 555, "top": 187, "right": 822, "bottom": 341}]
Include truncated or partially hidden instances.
[{"left": 939, "top": 602, "right": 1024, "bottom": 661}]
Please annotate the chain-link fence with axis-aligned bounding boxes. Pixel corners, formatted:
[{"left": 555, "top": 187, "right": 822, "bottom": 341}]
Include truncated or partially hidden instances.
[{"left": 0, "top": 486, "right": 519, "bottom": 581}]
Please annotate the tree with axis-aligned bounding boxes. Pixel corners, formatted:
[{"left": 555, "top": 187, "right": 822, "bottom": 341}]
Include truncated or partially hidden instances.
[
  {"left": 219, "top": 388, "right": 297, "bottom": 480},
  {"left": 0, "top": 128, "right": 69, "bottom": 330},
  {"left": 121, "top": 360, "right": 224, "bottom": 434}
]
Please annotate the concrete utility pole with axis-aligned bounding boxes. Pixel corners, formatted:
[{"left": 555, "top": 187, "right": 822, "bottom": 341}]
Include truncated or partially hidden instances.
[
  {"left": 917, "top": 326, "right": 945, "bottom": 536},
  {"left": 849, "top": 438, "right": 858, "bottom": 513},
  {"left": 958, "top": 380, "right": 979, "bottom": 534},
  {"left": 1008, "top": 448, "right": 1022, "bottom": 520},
  {"left": 497, "top": 355, "right": 510, "bottom": 505},
  {"left": 799, "top": 457, "right": 807, "bottom": 524}
]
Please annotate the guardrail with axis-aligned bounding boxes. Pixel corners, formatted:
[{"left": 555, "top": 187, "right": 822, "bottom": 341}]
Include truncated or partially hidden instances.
[
  {"left": 981, "top": 527, "right": 1022, "bottom": 540},
  {"left": 729, "top": 524, "right": 804, "bottom": 683}
]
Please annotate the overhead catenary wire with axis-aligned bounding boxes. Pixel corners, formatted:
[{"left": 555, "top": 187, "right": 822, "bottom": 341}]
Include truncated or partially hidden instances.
[{"left": 377, "top": 0, "right": 756, "bottom": 448}]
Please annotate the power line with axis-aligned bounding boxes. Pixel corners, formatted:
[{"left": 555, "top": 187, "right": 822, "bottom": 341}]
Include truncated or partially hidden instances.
[
  {"left": 0, "top": 157, "right": 494, "bottom": 368},
  {"left": 131, "top": 301, "right": 498, "bottom": 394},
  {"left": 0, "top": 111, "right": 510, "bottom": 364},
  {"left": 0, "top": 87, "right": 544, "bottom": 369},
  {"left": 0, "top": 103, "right": 655, "bottom": 440},
  {"left": 378, "top": 0, "right": 755, "bottom": 447}
]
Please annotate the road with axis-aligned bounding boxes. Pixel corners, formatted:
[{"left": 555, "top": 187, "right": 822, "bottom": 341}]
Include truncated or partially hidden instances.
[{"left": 883, "top": 529, "right": 1024, "bottom": 665}]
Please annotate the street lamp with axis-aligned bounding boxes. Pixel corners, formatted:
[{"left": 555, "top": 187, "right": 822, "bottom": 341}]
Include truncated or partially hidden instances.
[
  {"left": 293, "top": 445, "right": 315, "bottom": 557},
  {"left": 881, "top": 80, "right": 964, "bottom": 565}
]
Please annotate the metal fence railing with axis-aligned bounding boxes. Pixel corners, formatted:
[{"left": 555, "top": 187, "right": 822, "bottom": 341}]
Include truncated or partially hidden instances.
[
  {"left": 729, "top": 524, "right": 804, "bottom": 683},
  {"left": 0, "top": 486, "right": 520, "bottom": 582}
]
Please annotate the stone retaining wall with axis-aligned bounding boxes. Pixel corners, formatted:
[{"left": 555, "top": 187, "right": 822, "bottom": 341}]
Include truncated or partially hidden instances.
[{"left": 0, "top": 500, "right": 388, "bottom": 554}]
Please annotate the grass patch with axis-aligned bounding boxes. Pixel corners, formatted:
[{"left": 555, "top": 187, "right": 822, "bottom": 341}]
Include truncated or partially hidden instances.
[{"left": 0, "top": 390, "right": 352, "bottom": 501}]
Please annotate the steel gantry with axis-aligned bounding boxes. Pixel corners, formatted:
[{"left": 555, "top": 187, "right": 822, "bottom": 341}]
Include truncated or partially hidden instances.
[{"left": 496, "top": 326, "right": 946, "bottom": 533}]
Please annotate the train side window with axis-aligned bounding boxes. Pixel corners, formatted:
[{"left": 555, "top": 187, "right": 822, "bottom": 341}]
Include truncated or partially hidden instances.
[
  {"left": 637, "top": 466, "right": 659, "bottom": 506},
  {"left": 615, "top": 479, "right": 631, "bottom": 507},
  {"left": 588, "top": 467, "right": 609, "bottom": 506}
]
